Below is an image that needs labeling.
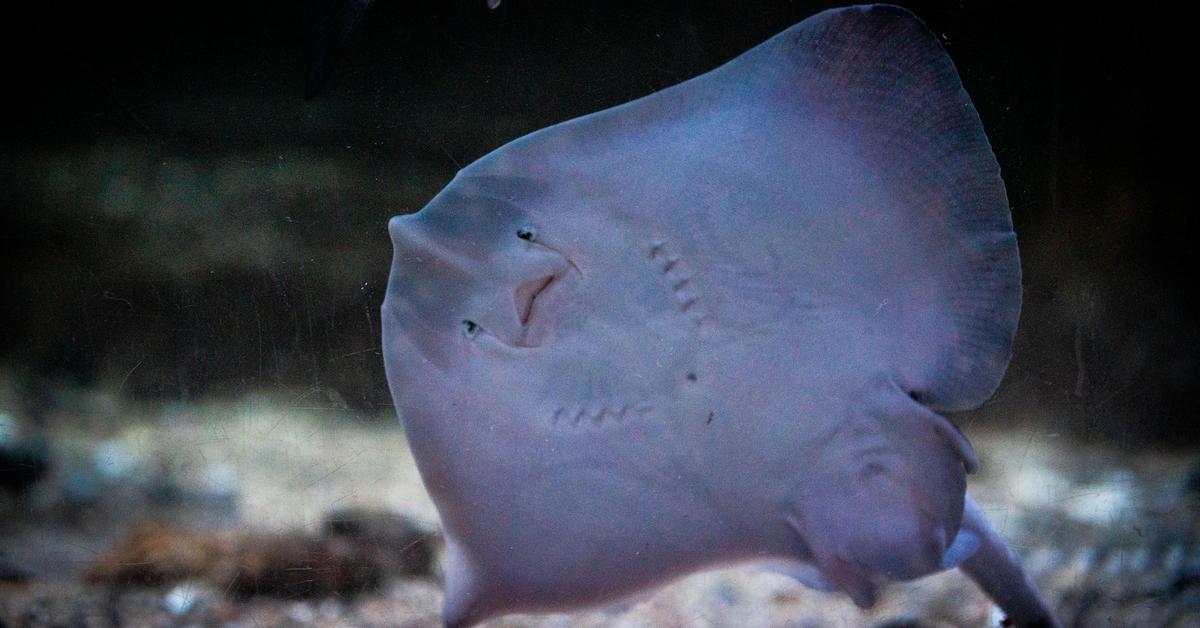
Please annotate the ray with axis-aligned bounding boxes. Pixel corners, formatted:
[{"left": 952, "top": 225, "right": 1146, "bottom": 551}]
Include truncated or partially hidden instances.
[{"left": 382, "top": 4, "right": 1058, "bottom": 627}]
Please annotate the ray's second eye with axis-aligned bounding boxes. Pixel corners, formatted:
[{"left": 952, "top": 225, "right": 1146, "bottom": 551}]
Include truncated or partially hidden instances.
[
  {"left": 462, "top": 320, "right": 479, "bottom": 338},
  {"left": 516, "top": 227, "right": 536, "bottom": 242}
]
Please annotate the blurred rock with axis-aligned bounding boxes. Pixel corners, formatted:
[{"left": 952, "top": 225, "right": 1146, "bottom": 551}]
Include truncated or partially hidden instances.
[
  {"left": 0, "top": 414, "right": 18, "bottom": 446},
  {"left": 60, "top": 469, "right": 102, "bottom": 509},
  {"left": 224, "top": 531, "right": 347, "bottom": 599},
  {"left": 321, "top": 506, "right": 438, "bottom": 577},
  {"left": 163, "top": 582, "right": 207, "bottom": 616},
  {"left": 194, "top": 463, "right": 240, "bottom": 517},
  {"left": 225, "top": 508, "right": 437, "bottom": 599},
  {"left": 0, "top": 413, "right": 51, "bottom": 500},
  {"left": 871, "top": 620, "right": 934, "bottom": 628},
  {"left": 146, "top": 456, "right": 240, "bottom": 523},
  {"left": 0, "top": 557, "right": 35, "bottom": 584},
  {"left": 91, "top": 439, "right": 140, "bottom": 482}
]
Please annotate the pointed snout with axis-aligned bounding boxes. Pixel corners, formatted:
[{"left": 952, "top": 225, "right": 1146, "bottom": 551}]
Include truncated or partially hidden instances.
[{"left": 385, "top": 211, "right": 571, "bottom": 349}]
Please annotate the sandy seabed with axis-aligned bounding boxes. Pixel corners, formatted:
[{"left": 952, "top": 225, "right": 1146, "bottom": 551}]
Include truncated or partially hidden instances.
[{"left": 1, "top": 397, "right": 1197, "bottom": 627}]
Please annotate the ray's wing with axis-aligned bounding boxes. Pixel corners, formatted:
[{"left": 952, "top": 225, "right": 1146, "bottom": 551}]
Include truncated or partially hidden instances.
[
  {"left": 672, "top": 3, "right": 1020, "bottom": 412},
  {"left": 467, "top": 5, "right": 1020, "bottom": 413},
  {"left": 769, "top": 5, "right": 1021, "bottom": 413}
]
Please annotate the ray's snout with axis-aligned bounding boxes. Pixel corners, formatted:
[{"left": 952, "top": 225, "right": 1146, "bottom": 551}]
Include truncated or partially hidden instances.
[{"left": 385, "top": 209, "right": 572, "bottom": 350}]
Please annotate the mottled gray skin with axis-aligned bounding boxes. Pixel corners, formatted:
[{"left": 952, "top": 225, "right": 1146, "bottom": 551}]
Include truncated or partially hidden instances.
[{"left": 382, "top": 5, "right": 1059, "bottom": 627}]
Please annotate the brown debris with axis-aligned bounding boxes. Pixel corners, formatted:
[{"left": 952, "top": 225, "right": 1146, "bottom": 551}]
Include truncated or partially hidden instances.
[
  {"left": 224, "top": 531, "right": 382, "bottom": 599},
  {"left": 84, "top": 520, "right": 229, "bottom": 586},
  {"left": 321, "top": 506, "right": 437, "bottom": 578},
  {"left": 85, "top": 509, "right": 438, "bottom": 599}
]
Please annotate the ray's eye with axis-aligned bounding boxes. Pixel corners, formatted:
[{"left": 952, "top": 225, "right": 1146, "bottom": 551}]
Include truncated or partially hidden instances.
[
  {"left": 462, "top": 319, "right": 479, "bottom": 338},
  {"left": 516, "top": 227, "right": 536, "bottom": 242}
]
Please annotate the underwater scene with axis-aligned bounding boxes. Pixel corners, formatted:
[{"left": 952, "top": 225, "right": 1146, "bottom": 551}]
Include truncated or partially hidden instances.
[{"left": 2, "top": 2, "right": 1195, "bottom": 626}]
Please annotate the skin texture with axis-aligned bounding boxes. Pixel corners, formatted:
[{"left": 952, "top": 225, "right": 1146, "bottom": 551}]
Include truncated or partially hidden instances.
[{"left": 382, "top": 5, "right": 1060, "bottom": 627}]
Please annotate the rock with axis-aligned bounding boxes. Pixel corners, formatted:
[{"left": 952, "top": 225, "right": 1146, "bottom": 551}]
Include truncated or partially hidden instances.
[
  {"left": 0, "top": 414, "right": 51, "bottom": 499},
  {"left": 321, "top": 507, "right": 437, "bottom": 577}
]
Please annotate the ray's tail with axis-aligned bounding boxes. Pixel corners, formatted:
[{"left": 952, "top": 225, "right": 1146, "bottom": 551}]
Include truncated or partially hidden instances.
[{"left": 959, "top": 495, "right": 1062, "bottom": 628}]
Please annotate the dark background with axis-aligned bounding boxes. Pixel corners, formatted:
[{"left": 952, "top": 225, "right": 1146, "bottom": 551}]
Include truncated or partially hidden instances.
[{"left": 2, "top": 1, "right": 1194, "bottom": 442}]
